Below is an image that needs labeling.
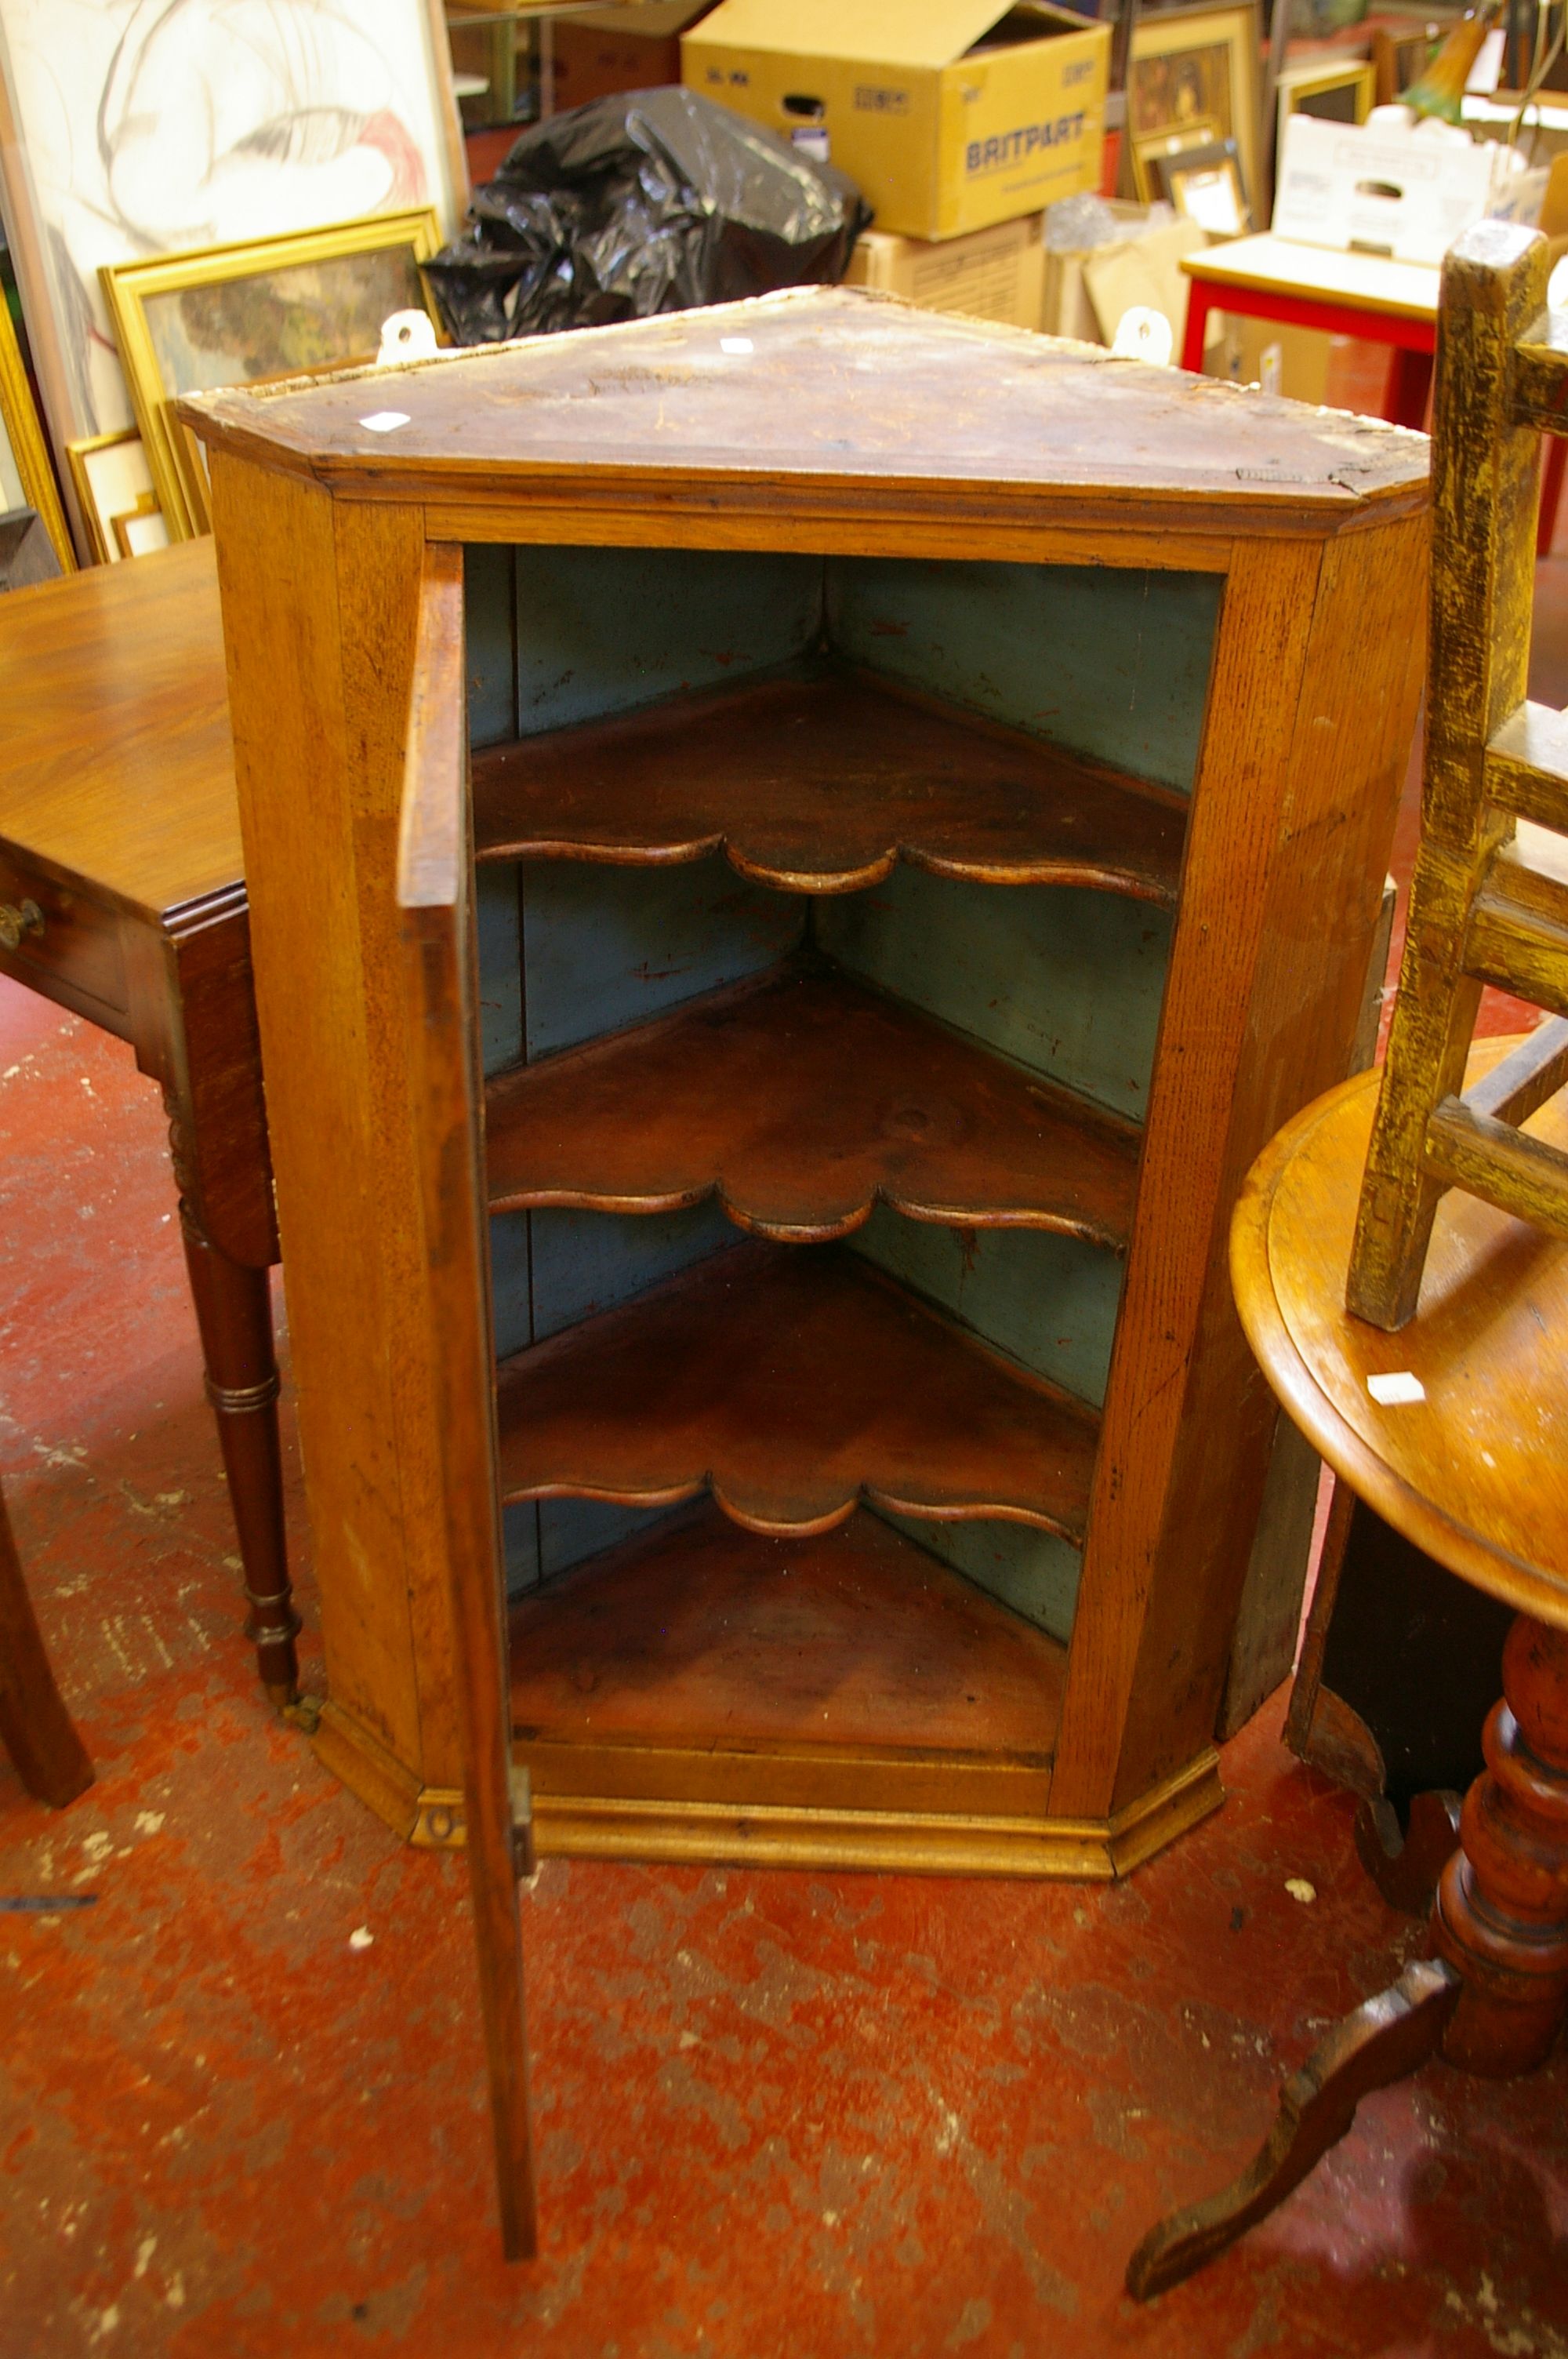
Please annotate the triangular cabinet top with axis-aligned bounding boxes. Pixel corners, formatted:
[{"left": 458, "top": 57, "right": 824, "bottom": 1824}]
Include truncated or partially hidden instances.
[{"left": 181, "top": 287, "right": 1427, "bottom": 536}]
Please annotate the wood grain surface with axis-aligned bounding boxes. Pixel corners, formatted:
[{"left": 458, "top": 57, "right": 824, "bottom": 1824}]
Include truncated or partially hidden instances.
[
  {"left": 508, "top": 1503, "right": 1067, "bottom": 1758},
  {"left": 1051, "top": 510, "right": 1428, "bottom": 1818},
  {"left": 0, "top": 540, "right": 239, "bottom": 921},
  {"left": 484, "top": 960, "right": 1141, "bottom": 1246},
  {"left": 471, "top": 665, "right": 1186, "bottom": 901},
  {"left": 181, "top": 288, "right": 1427, "bottom": 535},
  {"left": 198, "top": 285, "right": 1428, "bottom": 1865},
  {"left": 397, "top": 542, "right": 538, "bottom": 2260},
  {"left": 1348, "top": 224, "right": 1546, "bottom": 1330},
  {"left": 495, "top": 1242, "right": 1100, "bottom": 1543},
  {"left": 1233, "top": 1038, "right": 1568, "bottom": 1626}
]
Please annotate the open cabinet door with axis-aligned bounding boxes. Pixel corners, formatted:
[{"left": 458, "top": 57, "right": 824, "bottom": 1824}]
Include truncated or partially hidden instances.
[{"left": 397, "top": 542, "right": 539, "bottom": 2262}]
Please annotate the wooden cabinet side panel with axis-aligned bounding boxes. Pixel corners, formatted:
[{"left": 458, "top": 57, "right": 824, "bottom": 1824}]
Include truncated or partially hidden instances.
[
  {"left": 331, "top": 495, "right": 467, "bottom": 1787},
  {"left": 205, "top": 454, "right": 432, "bottom": 1776},
  {"left": 1048, "top": 533, "right": 1326, "bottom": 1820},
  {"left": 1112, "top": 511, "right": 1427, "bottom": 1808},
  {"left": 1053, "top": 514, "right": 1428, "bottom": 1819}
]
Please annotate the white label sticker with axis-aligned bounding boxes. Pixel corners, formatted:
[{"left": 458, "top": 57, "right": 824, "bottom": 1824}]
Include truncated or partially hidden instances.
[
  {"left": 1367, "top": 1370, "right": 1426, "bottom": 1405},
  {"left": 359, "top": 410, "right": 411, "bottom": 433},
  {"left": 720, "top": 336, "right": 753, "bottom": 355}
]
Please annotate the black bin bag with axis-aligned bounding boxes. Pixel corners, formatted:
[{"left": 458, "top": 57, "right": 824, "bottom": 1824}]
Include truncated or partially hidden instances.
[{"left": 425, "top": 86, "right": 872, "bottom": 343}]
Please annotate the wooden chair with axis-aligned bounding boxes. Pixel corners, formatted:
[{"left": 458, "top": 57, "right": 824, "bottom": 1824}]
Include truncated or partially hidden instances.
[
  {"left": 0, "top": 1473, "right": 92, "bottom": 1809},
  {"left": 1128, "top": 224, "right": 1568, "bottom": 2299},
  {"left": 1348, "top": 220, "right": 1568, "bottom": 1330}
]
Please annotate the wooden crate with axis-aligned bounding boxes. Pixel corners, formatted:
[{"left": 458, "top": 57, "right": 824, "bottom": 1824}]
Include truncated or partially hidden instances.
[{"left": 186, "top": 290, "right": 1428, "bottom": 1876}]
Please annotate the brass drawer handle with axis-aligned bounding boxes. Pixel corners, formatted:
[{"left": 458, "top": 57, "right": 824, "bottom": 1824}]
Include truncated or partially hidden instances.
[{"left": 0, "top": 900, "right": 43, "bottom": 951}]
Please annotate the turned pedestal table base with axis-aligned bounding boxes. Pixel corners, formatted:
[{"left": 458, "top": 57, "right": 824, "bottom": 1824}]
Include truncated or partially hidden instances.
[{"left": 1129, "top": 1043, "right": 1568, "bottom": 2297}]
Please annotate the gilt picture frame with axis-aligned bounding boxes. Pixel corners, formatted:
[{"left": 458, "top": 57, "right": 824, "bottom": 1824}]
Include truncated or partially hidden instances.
[
  {"left": 101, "top": 208, "right": 443, "bottom": 541},
  {"left": 0, "top": 0, "right": 465, "bottom": 546},
  {"left": 1127, "top": 1, "right": 1264, "bottom": 222},
  {"left": 1154, "top": 136, "right": 1251, "bottom": 236},
  {"left": 0, "top": 291, "right": 72, "bottom": 571},
  {"left": 65, "top": 427, "right": 169, "bottom": 565},
  {"left": 1274, "top": 56, "right": 1376, "bottom": 162}
]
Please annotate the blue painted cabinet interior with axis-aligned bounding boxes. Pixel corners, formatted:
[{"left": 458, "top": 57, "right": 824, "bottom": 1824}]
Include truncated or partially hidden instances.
[{"left": 466, "top": 544, "right": 1218, "bottom": 1645}]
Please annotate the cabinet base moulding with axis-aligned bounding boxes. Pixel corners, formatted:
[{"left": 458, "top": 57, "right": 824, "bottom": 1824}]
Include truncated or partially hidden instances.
[
  {"left": 315, "top": 1701, "right": 1223, "bottom": 1878},
  {"left": 310, "top": 1698, "right": 430, "bottom": 1843},
  {"left": 528, "top": 1744, "right": 1218, "bottom": 1877},
  {"left": 518, "top": 1747, "right": 1223, "bottom": 1878}
]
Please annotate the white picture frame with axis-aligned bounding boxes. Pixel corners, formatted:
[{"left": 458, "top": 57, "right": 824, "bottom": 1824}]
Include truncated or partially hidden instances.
[
  {"left": 0, "top": 0, "right": 466, "bottom": 496},
  {"left": 65, "top": 427, "right": 170, "bottom": 565}
]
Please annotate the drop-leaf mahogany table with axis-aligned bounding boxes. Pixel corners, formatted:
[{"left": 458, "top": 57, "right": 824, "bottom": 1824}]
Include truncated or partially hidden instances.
[{"left": 0, "top": 543, "right": 298, "bottom": 1704}]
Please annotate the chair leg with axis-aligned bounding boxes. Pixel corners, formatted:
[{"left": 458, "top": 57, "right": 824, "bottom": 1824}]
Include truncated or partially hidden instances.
[
  {"left": 1539, "top": 437, "right": 1566, "bottom": 561},
  {"left": 1346, "top": 841, "right": 1490, "bottom": 1329},
  {"left": 179, "top": 1206, "right": 300, "bottom": 1707},
  {"left": 0, "top": 1481, "right": 93, "bottom": 1807}
]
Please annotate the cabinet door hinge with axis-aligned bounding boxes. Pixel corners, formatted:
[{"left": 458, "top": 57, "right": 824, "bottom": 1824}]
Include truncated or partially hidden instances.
[{"left": 510, "top": 1761, "right": 535, "bottom": 1879}]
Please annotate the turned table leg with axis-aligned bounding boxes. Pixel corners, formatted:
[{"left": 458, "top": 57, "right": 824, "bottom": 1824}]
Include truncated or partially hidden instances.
[
  {"left": 1127, "top": 1610, "right": 1568, "bottom": 2299},
  {"left": 1433, "top": 1616, "right": 1568, "bottom": 2075},
  {"left": 0, "top": 1478, "right": 93, "bottom": 1807},
  {"left": 180, "top": 1205, "right": 299, "bottom": 1707}
]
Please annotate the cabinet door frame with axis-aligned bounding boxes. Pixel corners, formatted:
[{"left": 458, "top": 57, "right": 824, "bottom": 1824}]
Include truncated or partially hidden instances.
[{"left": 397, "top": 539, "right": 537, "bottom": 2261}]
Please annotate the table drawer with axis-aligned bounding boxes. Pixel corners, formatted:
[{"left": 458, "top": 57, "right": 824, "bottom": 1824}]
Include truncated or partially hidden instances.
[{"left": 0, "top": 852, "right": 127, "bottom": 1015}]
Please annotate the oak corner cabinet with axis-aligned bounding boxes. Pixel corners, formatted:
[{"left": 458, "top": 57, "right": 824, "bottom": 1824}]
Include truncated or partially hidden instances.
[{"left": 186, "top": 289, "right": 1428, "bottom": 1879}]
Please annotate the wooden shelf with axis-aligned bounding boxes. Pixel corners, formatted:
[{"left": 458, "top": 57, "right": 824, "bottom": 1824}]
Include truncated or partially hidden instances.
[
  {"left": 485, "top": 959, "right": 1140, "bottom": 1246},
  {"left": 471, "top": 664, "right": 1185, "bottom": 903},
  {"left": 509, "top": 1503, "right": 1066, "bottom": 1761},
  {"left": 495, "top": 1241, "right": 1098, "bottom": 1539}
]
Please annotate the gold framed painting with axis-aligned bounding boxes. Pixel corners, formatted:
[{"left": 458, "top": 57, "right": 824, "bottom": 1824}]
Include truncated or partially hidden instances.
[
  {"left": 101, "top": 208, "right": 444, "bottom": 541},
  {"left": 66, "top": 428, "right": 170, "bottom": 565},
  {"left": 1127, "top": 2, "right": 1264, "bottom": 221},
  {"left": 1274, "top": 57, "right": 1376, "bottom": 159},
  {"left": 0, "top": 293, "right": 73, "bottom": 570},
  {"left": 0, "top": 0, "right": 465, "bottom": 473}
]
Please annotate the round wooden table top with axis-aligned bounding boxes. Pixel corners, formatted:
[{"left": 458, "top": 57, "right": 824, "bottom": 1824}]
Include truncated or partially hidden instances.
[{"left": 1231, "top": 1038, "right": 1568, "bottom": 1631}]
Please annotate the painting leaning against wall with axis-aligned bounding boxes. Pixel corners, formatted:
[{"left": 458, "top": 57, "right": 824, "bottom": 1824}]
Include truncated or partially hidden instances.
[{"left": 0, "top": 0, "right": 463, "bottom": 478}]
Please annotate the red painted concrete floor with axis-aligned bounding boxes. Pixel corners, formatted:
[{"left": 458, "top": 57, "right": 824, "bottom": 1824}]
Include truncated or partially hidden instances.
[{"left": 5, "top": 632, "right": 1568, "bottom": 2359}]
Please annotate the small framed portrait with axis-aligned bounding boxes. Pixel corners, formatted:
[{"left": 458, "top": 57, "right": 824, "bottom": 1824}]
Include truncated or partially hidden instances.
[
  {"left": 1154, "top": 138, "right": 1251, "bottom": 237},
  {"left": 1132, "top": 117, "right": 1222, "bottom": 210},
  {"left": 65, "top": 427, "right": 170, "bottom": 564},
  {"left": 1127, "top": 1, "right": 1264, "bottom": 220},
  {"left": 0, "top": 291, "right": 72, "bottom": 571},
  {"left": 101, "top": 206, "right": 444, "bottom": 540}
]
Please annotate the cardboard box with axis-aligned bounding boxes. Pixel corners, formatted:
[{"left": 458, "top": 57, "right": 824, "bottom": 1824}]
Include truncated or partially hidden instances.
[
  {"left": 1041, "top": 196, "right": 1149, "bottom": 339},
  {"left": 1272, "top": 113, "right": 1502, "bottom": 265},
  {"left": 682, "top": 0, "right": 1110, "bottom": 241},
  {"left": 846, "top": 212, "right": 1044, "bottom": 327},
  {"left": 1080, "top": 220, "right": 1205, "bottom": 353},
  {"left": 553, "top": 2, "right": 714, "bottom": 115}
]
